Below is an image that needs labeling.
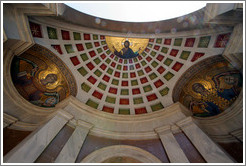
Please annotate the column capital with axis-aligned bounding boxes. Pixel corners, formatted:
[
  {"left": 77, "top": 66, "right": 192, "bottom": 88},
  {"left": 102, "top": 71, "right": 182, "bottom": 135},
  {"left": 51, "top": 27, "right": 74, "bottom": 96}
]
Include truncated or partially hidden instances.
[
  {"left": 77, "top": 120, "right": 94, "bottom": 130},
  {"left": 155, "top": 125, "right": 182, "bottom": 135},
  {"left": 171, "top": 125, "right": 182, "bottom": 134},
  {"left": 4, "top": 110, "right": 70, "bottom": 163},
  {"left": 69, "top": 119, "right": 94, "bottom": 130},
  {"left": 57, "top": 110, "right": 73, "bottom": 121},
  {"left": 154, "top": 125, "right": 171, "bottom": 135},
  {"left": 155, "top": 125, "right": 189, "bottom": 163},
  {"left": 55, "top": 120, "right": 93, "bottom": 163},
  {"left": 176, "top": 117, "right": 194, "bottom": 129}
]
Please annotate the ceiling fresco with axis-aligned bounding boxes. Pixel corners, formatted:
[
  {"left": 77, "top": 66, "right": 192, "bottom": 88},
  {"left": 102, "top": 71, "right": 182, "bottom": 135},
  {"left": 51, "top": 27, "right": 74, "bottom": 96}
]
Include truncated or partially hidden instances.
[
  {"left": 27, "top": 19, "right": 234, "bottom": 115},
  {"left": 11, "top": 45, "right": 77, "bottom": 107}
]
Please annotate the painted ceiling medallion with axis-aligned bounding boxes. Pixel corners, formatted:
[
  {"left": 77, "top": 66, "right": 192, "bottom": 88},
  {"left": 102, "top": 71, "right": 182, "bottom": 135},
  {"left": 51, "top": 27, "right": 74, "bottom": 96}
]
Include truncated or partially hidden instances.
[{"left": 106, "top": 36, "right": 148, "bottom": 59}]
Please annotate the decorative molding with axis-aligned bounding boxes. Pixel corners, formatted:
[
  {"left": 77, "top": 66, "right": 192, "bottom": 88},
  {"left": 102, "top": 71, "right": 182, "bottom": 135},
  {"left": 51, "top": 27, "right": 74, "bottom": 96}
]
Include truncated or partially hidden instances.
[
  {"left": 171, "top": 125, "right": 182, "bottom": 134},
  {"left": 57, "top": 110, "right": 73, "bottom": 121},
  {"left": 230, "top": 128, "right": 243, "bottom": 142},
  {"left": 178, "top": 103, "right": 192, "bottom": 117},
  {"left": 77, "top": 120, "right": 94, "bottom": 130},
  {"left": 89, "top": 128, "right": 158, "bottom": 140},
  {"left": 223, "top": 23, "right": 243, "bottom": 55},
  {"left": 30, "top": 15, "right": 233, "bottom": 39},
  {"left": 176, "top": 117, "right": 194, "bottom": 129},
  {"left": 223, "top": 23, "right": 243, "bottom": 71},
  {"left": 13, "top": 3, "right": 58, "bottom": 16},
  {"left": 3, "top": 3, "right": 58, "bottom": 56},
  {"left": 204, "top": 4, "right": 222, "bottom": 23},
  {"left": 61, "top": 95, "right": 187, "bottom": 122},
  {"left": 57, "top": 96, "right": 190, "bottom": 140},
  {"left": 204, "top": 3, "right": 243, "bottom": 25},
  {"left": 235, "top": 3, "right": 243, "bottom": 9},
  {"left": 81, "top": 145, "right": 162, "bottom": 163},
  {"left": 12, "top": 3, "right": 58, "bottom": 41},
  {"left": 9, "top": 121, "right": 38, "bottom": 131},
  {"left": 13, "top": 7, "right": 34, "bottom": 45},
  {"left": 3, "top": 39, "right": 34, "bottom": 57},
  {"left": 68, "top": 119, "right": 94, "bottom": 130},
  {"left": 3, "top": 28, "right": 7, "bottom": 43},
  {"left": 209, "top": 134, "right": 238, "bottom": 143},
  {"left": 3, "top": 113, "right": 18, "bottom": 128},
  {"left": 155, "top": 125, "right": 171, "bottom": 135},
  {"left": 67, "top": 119, "right": 77, "bottom": 129},
  {"left": 86, "top": 125, "right": 182, "bottom": 141}
]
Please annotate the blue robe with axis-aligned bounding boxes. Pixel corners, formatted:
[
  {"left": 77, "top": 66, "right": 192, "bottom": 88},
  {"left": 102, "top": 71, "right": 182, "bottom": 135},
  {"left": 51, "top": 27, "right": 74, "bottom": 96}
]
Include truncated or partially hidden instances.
[
  {"left": 217, "top": 88, "right": 237, "bottom": 100},
  {"left": 114, "top": 48, "right": 139, "bottom": 59}
]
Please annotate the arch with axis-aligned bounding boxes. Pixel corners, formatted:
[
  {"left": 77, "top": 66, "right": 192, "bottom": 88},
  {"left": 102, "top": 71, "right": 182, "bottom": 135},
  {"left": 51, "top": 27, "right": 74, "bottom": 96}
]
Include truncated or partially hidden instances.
[
  {"left": 9, "top": 44, "right": 77, "bottom": 108},
  {"left": 172, "top": 55, "right": 242, "bottom": 118},
  {"left": 172, "top": 55, "right": 226, "bottom": 102},
  {"left": 81, "top": 145, "right": 162, "bottom": 163},
  {"left": 3, "top": 43, "right": 78, "bottom": 128}
]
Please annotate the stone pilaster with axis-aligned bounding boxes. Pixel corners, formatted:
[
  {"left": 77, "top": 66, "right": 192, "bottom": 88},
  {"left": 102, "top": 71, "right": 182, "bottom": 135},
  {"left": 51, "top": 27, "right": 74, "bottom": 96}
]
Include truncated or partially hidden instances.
[
  {"left": 3, "top": 110, "right": 73, "bottom": 163},
  {"left": 155, "top": 125, "right": 189, "bottom": 163},
  {"left": 176, "top": 117, "right": 234, "bottom": 163},
  {"left": 55, "top": 119, "right": 94, "bottom": 163}
]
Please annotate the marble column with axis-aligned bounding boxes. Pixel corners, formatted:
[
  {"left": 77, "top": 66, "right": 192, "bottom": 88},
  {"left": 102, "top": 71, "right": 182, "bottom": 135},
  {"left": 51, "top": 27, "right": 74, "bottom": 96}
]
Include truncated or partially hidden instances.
[
  {"left": 155, "top": 125, "right": 189, "bottom": 163},
  {"left": 3, "top": 110, "right": 73, "bottom": 163},
  {"left": 55, "top": 120, "right": 94, "bottom": 163},
  {"left": 3, "top": 113, "right": 18, "bottom": 128},
  {"left": 176, "top": 117, "right": 234, "bottom": 163}
]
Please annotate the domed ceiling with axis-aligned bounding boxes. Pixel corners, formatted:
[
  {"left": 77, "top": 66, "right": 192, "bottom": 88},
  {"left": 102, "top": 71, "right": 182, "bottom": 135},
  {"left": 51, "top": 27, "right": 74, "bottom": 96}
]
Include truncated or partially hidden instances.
[{"left": 12, "top": 14, "right": 239, "bottom": 115}]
